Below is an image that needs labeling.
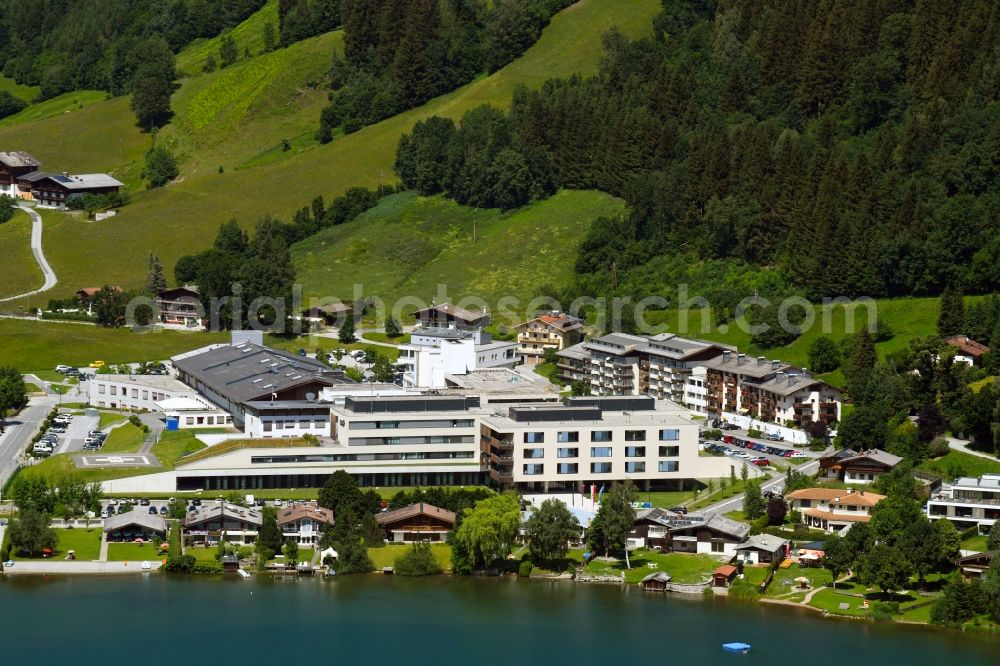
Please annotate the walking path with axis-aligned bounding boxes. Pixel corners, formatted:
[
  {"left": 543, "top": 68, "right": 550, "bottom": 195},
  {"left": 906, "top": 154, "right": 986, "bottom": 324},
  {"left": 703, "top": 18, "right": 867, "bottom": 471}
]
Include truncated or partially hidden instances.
[
  {"left": 947, "top": 435, "right": 1000, "bottom": 462},
  {"left": 2, "top": 560, "right": 162, "bottom": 575},
  {"left": 99, "top": 532, "right": 109, "bottom": 561},
  {"left": 0, "top": 205, "right": 57, "bottom": 302}
]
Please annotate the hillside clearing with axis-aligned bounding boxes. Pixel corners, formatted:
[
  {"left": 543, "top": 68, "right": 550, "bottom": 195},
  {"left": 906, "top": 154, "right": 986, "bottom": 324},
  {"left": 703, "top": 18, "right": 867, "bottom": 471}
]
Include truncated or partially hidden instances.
[
  {"left": 175, "top": 1, "right": 280, "bottom": 78},
  {"left": 0, "top": 75, "right": 39, "bottom": 102},
  {"left": 292, "top": 189, "right": 626, "bottom": 305}
]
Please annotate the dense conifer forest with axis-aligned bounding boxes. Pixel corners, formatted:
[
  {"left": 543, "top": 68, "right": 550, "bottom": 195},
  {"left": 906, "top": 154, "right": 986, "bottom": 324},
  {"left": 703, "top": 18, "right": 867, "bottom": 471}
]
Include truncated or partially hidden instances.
[{"left": 397, "top": 0, "right": 1000, "bottom": 304}]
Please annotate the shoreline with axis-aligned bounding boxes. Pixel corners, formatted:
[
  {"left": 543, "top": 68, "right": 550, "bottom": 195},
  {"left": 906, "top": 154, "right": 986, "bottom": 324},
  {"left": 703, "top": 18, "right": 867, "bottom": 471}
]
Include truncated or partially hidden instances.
[{"left": 4, "top": 564, "right": 998, "bottom": 638}]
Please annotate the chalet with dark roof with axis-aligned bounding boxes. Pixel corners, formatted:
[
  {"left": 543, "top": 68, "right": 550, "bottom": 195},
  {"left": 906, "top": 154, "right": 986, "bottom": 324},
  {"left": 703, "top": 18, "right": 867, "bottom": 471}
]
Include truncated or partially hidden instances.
[
  {"left": 376, "top": 503, "right": 456, "bottom": 542},
  {"left": 0, "top": 151, "right": 39, "bottom": 198}
]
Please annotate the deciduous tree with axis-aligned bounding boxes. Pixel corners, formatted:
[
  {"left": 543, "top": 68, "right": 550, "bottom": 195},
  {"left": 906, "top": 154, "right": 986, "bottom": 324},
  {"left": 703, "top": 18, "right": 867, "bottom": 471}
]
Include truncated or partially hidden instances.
[{"left": 524, "top": 498, "right": 580, "bottom": 562}]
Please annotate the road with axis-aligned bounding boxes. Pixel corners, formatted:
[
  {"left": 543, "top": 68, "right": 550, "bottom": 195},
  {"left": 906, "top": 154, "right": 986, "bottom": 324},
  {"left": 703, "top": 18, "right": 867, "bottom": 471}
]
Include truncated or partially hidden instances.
[
  {"left": 0, "top": 395, "right": 57, "bottom": 491},
  {"left": 947, "top": 435, "right": 1000, "bottom": 462},
  {"left": 702, "top": 458, "right": 821, "bottom": 516},
  {"left": 0, "top": 205, "right": 57, "bottom": 303}
]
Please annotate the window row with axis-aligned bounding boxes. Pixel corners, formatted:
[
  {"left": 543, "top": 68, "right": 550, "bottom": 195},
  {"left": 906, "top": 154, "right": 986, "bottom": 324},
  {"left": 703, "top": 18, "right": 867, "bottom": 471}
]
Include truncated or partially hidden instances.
[
  {"left": 522, "top": 461, "right": 680, "bottom": 475},
  {"left": 525, "top": 429, "right": 681, "bottom": 444},
  {"left": 527, "top": 446, "right": 680, "bottom": 459}
]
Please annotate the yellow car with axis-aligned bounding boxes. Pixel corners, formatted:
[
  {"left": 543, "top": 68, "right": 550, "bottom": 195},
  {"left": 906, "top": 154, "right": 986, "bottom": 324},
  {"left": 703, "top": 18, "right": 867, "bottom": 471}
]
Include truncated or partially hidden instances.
[{"left": 89, "top": 360, "right": 105, "bottom": 368}]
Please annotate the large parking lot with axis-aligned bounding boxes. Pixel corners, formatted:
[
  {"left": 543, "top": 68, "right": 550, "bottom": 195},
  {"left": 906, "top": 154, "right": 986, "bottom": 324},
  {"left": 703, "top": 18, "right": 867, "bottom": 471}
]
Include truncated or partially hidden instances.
[{"left": 700, "top": 426, "right": 819, "bottom": 469}]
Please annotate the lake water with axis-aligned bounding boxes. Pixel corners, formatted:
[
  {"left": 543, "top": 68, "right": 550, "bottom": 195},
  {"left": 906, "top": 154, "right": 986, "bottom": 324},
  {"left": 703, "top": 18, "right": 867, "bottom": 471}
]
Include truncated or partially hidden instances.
[{"left": 1, "top": 575, "right": 996, "bottom": 664}]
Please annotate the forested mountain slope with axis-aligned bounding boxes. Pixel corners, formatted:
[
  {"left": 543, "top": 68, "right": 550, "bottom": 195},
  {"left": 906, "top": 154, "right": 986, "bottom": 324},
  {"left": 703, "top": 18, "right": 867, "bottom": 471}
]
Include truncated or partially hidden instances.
[{"left": 398, "top": 0, "right": 1000, "bottom": 306}]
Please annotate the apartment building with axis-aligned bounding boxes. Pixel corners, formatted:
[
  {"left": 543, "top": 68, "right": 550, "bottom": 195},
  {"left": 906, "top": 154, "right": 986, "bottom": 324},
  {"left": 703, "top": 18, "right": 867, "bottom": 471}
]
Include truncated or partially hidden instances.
[
  {"left": 786, "top": 487, "right": 886, "bottom": 533},
  {"left": 700, "top": 351, "right": 842, "bottom": 424},
  {"left": 479, "top": 396, "right": 742, "bottom": 492},
  {"left": 557, "top": 333, "right": 730, "bottom": 402},
  {"left": 926, "top": 474, "right": 1000, "bottom": 533},
  {"left": 514, "top": 311, "right": 583, "bottom": 365}
]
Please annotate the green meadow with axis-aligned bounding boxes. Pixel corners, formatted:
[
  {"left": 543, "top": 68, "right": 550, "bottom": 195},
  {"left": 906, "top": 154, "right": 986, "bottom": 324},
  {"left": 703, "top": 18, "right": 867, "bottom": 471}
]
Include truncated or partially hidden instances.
[{"left": 292, "top": 189, "right": 626, "bottom": 305}]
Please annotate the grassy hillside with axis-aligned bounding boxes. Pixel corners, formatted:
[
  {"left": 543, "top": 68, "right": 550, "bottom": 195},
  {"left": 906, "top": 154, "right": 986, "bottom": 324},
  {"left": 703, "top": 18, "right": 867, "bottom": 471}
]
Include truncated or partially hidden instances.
[
  {"left": 2, "top": 0, "right": 659, "bottom": 298},
  {"left": 0, "top": 94, "right": 148, "bottom": 188},
  {"left": 0, "top": 90, "right": 108, "bottom": 128},
  {"left": 292, "top": 189, "right": 626, "bottom": 304},
  {"left": 175, "top": 0, "right": 279, "bottom": 77},
  {"left": 0, "top": 210, "right": 43, "bottom": 300},
  {"left": 162, "top": 28, "right": 340, "bottom": 171},
  {"left": 0, "top": 75, "right": 39, "bottom": 102}
]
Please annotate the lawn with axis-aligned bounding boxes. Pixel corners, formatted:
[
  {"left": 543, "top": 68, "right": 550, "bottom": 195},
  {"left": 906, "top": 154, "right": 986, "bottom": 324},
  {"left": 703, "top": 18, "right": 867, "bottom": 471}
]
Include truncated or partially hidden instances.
[
  {"left": 100, "top": 423, "right": 147, "bottom": 454},
  {"left": 917, "top": 450, "right": 1000, "bottom": 481},
  {"left": 687, "top": 479, "right": 751, "bottom": 511},
  {"left": 185, "top": 547, "right": 219, "bottom": 563},
  {"left": 585, "top": 550, "right": 720, "bottom": 585},
  {"left": 151, "top": 431, "right": 209, "bottom": 468},
  {"left": 265, "top": 336, "right": 400, "bottom": 362},
  {"left": 961, "top": 534, "right": 989, "bottom": 552},
  {"left": 107, "top": 542, "right": 166, "bottom": 562},
  {"left": 765, "top": 564, "right": 833, "bottom": 597},
  {"left": 0, "top": 210, "right": 44, "bottom": 300},
  {"left": 806, "top": 587, "right": 870, "bottom": 617},
  {"left": 292, "top": 190, "right": 626, "bottom": 307},
  {"left": 361, "top": 332, "right": 411, "bottom": 345},
  {"left": 11, "top": 527, "right": 102, "bottom": 561},
  {"left": 99, "top": 411, "right": 128, "bottom": 429},
  {"left": 368, "top": 543, "right": 453, "bottom": 573},
  {"left": 0, "top": 318, "right": 229, "bottom": 373},
  {"left": 2, "top": 0, "right": 660, "bottom": 298}
]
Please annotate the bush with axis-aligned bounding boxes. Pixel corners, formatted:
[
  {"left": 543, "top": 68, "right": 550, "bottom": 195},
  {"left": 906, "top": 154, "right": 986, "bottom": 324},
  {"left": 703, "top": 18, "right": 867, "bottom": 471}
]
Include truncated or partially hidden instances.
[
  {"left": 747, "top": 428, "right": 762, "bottom": 438},
  {"left": 237, "top": 546, "right": 254, "bottom": 560},
  {"left": 518, "top": 560, "right": 534, "bottom": 578},
  {"left": 928, "top": 437, "right": 950, "bottom": 457},
  {"left": 394, "top": 542, "right": 444, "bottom": 576},
  {"left": 164, "top": 554, "right": 196, "bottom": 573},
  {"left": 870, "top": 601, "right": 899, "bottom": 623},
  {"left": 701, "top": 429, "right": 722, "bottom": 440}
]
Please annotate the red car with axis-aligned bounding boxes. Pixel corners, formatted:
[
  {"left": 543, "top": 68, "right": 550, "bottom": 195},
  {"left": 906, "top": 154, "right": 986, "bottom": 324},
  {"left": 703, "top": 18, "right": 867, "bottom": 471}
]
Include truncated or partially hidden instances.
[{"left": 750, "top": 456, "right": 770, "bottom": 466}]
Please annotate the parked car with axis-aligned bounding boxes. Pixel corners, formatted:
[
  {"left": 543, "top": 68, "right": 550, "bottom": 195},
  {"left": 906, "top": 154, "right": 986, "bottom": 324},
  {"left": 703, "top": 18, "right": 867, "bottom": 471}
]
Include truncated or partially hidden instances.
[
  {"left": 191, "top": 499, "right": 202, "bottom": 506},
  {"left": 148, "top": 505, "right": 158, "bottom": 514},
  {"left": 750, "top": 456, "right": 770, "bottom": 466},
  {"left": 765, "top": 432, "right": 783, "bottom": 442},
  {"left": 790, "top": 452, "right": 808, "bottom": 459},
  {"left": 158, "top": 506, "right": 168, "bottom": 515},
  {"left": 733, "top": 451, "right": 751, "bottom": 459},
  {"left": 55, "top": 364, "right": 72, "bottom": 373},
  {"left": 140, "top": 498, "right": 150, "bottom": 506},
  {"left": 297, "top": 348, "right": 307, "bottom": 356},
  {"left": 721, "top": 422, "right": 740, "bottom": 430},
  {"left": 668, "top": 506, "right": 688, "bottom": 515},
  {"left": 89, "top": 360, "right": 105, "bottom": 368}
]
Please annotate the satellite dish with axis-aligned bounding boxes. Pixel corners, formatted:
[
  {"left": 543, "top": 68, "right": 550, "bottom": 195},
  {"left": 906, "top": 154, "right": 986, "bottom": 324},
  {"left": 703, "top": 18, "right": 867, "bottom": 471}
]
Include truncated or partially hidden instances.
[{"left": 305, "top": 392, "right": 316, "bottom": 402}]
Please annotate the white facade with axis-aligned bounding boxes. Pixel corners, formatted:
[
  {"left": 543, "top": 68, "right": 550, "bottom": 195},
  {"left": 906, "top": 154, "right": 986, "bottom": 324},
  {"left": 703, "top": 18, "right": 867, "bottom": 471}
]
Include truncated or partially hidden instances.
[
  {"left": 242, "top": 401, "right": 331, "bottom": 439},
  {"left": 927, "top": 474, "right": 1000, "bottom": 533},
  {"left": 481, "top": 399, "right": 763, "bottom": 490},
  {"left": 90, "top": 374, "right": 197, "bottom": 411},
  {"left": 399, "top": 328, "right": 517, "bottom": 389}
]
